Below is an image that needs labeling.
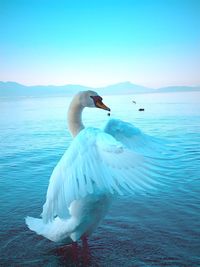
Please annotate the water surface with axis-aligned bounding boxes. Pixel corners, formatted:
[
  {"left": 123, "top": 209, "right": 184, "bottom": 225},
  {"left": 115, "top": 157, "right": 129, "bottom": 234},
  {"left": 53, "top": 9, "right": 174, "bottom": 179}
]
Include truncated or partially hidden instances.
[{"left": 0, "top": 92, "right": 200, "bottom": 266}]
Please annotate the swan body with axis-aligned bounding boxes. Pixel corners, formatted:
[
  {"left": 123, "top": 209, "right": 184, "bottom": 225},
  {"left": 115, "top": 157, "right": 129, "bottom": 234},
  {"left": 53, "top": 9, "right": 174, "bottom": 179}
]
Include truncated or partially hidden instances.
[
  {"left": 26, "top": 91, "right": 171, "bottom": 243},
  {"left": 26, "top": 188, "right": 111, "bottom": 242}
]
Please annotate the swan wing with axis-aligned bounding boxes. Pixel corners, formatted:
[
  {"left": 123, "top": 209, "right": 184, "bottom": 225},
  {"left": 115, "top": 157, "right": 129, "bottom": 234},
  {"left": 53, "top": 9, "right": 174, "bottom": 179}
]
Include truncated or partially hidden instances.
[
  {"left": 104, "top": 118, "right": 171, "bottom": 157},
  {"left": 42, "top": 127, "right": 172, "bottom": 223}
]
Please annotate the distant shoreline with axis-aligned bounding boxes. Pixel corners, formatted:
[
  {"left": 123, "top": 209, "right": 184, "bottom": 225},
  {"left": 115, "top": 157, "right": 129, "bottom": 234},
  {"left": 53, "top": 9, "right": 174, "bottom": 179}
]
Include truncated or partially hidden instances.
[
  {"left": 0, "top": 81, "right": 199, "bottom": 98},
  {"left": 1, "top": 90, "right": 200, "bottom": 101}
]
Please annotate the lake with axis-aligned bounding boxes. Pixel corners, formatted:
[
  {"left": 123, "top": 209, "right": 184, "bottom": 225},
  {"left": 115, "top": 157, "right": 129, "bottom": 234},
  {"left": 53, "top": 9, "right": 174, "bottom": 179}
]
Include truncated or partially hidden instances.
[{"left": 0, "top": 92, "right": 200, "bottom": 266}]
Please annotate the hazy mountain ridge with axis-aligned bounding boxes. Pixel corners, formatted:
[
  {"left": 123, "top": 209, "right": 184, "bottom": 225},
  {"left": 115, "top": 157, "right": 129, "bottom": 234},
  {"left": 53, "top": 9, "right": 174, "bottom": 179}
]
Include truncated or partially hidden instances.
[
  {"left": 0, "top": 82, "right": 91, "bottom": 97},
  {"left": 155, "top": 85, "right": 200, "bottom": 93},
  {"left": 0, "top": 81, "right": 199, "bottom": 98},
  {"left": 98, "top": 82, "right": 154, "bottom": 94}
]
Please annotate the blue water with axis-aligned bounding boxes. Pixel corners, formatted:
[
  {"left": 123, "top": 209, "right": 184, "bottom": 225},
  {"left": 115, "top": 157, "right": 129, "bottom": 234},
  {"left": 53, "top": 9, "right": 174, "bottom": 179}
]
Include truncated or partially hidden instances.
[{"left": 0, "top": 92, "right": 200, "bottom": 266}]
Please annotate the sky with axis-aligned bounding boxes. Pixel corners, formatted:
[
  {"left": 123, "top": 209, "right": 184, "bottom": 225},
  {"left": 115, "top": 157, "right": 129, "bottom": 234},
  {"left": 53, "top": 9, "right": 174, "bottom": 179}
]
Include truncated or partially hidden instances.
[{"left": 0, "top": 0, "right": 200, "bottom": 88}]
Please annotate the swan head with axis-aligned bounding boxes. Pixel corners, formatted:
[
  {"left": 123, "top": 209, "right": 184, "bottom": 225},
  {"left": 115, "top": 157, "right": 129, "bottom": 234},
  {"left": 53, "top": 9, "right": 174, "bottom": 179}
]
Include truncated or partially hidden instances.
[
  {"left": 79, "top": 91, "right": 110, "bottom": 111},
  {"left": 68, "top": 91, "right": 111, "bottom": 137}
]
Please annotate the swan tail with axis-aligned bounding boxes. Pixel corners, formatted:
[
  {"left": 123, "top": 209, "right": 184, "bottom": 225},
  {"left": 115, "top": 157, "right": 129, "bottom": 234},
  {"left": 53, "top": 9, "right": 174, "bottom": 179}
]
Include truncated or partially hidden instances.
[
  {"left": 25, "top": 216, "right": 78, "bottom": 243},
  {"left": 26, "top": 216, "right": 44, "bottom": 236}
]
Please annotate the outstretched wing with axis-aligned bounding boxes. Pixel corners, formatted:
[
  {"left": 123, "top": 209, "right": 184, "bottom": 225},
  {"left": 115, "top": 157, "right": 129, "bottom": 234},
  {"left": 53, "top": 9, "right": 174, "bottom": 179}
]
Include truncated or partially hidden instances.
[
  {"left": 42, "top": 127, "right": 173, "bottom": 223},
  {"left": 104, "top": 118, "right": 172, "bottom": 157}
]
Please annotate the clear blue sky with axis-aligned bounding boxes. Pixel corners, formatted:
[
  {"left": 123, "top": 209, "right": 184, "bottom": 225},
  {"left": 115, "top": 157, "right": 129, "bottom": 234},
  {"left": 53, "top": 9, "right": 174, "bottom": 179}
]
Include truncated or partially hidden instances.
[{"left": 1, "top": 0, "right": 200, "bottom": 88}]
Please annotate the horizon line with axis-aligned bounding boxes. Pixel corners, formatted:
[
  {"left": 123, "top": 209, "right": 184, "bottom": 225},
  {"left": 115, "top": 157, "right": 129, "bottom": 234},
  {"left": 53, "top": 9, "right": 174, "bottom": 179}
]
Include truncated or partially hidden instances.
[{"left": 1, "top": 80, "right": 199, "bottom": 89}]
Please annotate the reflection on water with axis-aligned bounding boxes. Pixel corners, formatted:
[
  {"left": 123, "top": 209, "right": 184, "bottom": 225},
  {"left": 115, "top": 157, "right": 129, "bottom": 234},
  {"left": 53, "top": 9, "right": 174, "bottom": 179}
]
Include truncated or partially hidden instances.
[{"left": 0, "top": 92, "right": 200, "bottom": 266}]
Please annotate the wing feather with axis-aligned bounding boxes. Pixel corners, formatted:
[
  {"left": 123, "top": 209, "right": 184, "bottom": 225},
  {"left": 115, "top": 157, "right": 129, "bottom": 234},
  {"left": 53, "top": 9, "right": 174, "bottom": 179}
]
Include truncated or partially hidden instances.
[
  {"left": 42, "top": 125, "right": 174, "bottom": 223},
  {"left": 104, "top": 118, "right": 172, "bottom": 157}
]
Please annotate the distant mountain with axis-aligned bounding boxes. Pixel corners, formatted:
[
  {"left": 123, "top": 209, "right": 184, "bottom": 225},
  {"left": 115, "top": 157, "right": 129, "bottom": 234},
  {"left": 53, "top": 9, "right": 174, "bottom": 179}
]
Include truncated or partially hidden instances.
[
  {"left": 156, "top": 86, "right": 200, "bottom": 93},
  {"left": 0, "top": 81, "right": 199, "bottom": 98},
  {"left": 98, "top": 81, "right": 154, "bottom": 95},
  {"left": 0, "top": 82, "right": 92, "bottom": 97}
]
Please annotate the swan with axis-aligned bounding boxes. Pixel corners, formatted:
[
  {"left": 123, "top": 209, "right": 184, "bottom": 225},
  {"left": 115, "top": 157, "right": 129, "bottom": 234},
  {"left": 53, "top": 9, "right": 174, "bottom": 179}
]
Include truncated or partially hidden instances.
[{"left": 26, "top": 90, "right": 171, "bottom": 243}]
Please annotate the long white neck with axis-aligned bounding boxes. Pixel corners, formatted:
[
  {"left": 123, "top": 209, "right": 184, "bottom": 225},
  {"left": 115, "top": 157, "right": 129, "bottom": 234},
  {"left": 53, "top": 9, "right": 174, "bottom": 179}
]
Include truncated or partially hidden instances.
[{"left": 67, "top": 97, "right": 85, "bottom": 137}]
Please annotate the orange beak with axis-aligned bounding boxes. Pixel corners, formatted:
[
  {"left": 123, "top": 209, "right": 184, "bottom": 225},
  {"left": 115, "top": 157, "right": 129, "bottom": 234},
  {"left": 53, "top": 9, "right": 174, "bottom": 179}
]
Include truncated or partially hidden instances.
[
  {"left": 90, "top": 95, "right": 111, "bottom": 111},
  {"left": 95, "top": 100, "right": 110, "bottom": 111}
]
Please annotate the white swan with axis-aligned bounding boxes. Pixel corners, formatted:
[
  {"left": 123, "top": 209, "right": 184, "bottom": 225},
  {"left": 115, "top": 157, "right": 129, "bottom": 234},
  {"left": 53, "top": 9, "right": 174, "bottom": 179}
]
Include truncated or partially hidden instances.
[{"left": 26, "top": 90, "right": 171, "bottom": 243}]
